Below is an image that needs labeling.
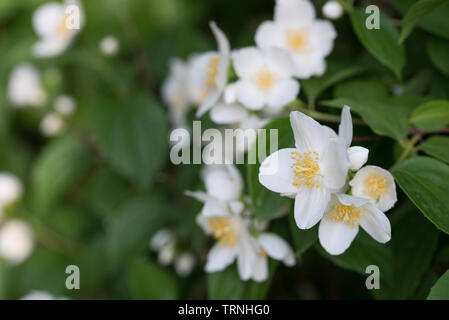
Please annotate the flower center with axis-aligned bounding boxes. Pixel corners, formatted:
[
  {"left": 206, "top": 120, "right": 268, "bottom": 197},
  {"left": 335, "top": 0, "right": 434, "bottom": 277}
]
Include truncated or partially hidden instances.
[
  {"left": 56, "top": 17, "right": 71, "bottom": 36},
  {"left": 363, "top": 173, "right": 387, "bottom": 199},
  {"left": 327, "top": 204, "right": 365, "bottom": 228},
  {"left": 255, "top": 69, "right": 275, "bottom": 90},
  {"left": 205, "top": 56, "right": 220, "bottom": 87},
  {"left": 207, "top": 216, "right": 237, "bottom": 247},
  {"left": 290, "top": 151, "right": 321, "bottom": 188},
  {"left": 286, "top": 29, "right": 307, "bottom": 52}
]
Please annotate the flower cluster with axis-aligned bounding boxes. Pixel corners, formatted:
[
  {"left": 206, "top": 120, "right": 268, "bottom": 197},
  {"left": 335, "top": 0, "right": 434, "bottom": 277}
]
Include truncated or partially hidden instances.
[{"left": 259, "top": 107, "right": 397, "bottom": 255}]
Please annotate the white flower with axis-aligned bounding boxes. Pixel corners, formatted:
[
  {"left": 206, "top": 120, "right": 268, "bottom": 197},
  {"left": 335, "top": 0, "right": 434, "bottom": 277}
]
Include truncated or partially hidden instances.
[
  {"left": 230, "top": 47, "right": 300, "bottom": 111},
  {"left": 150, "top": 228, "right": 175, "bottom": 252},
  {"left": 158, "top": 241, "right": 176, "bottom": 266},
  {"left": 161, "top": 58, "right": 190, "bottom": 127},
  {"left": 197, "top": 203, "right": 294, "bottom": 282},
  {"left": 40, "top": 113, "right": 65, "bottom": 137},
  {"left": 174, "top": 252, "right": 196, "bottom": 277},
  {"left": 255, "top": 0, "right": 336, "bottom": 79},
  {"left": 0, "top": 219, "right": 34, "bottom": 264},
  {"left": 328, "top": 106, "right": 369, "bottom": 170},
  {"left": 187, "top": 22, "right": 230, "bottom": 117},
  {"left": 259, "top": 111, "right": 349, "bottom": 229},
  {"left": 99, "top": 35, "right": 119, "bottom": 56},
  {"left": 322, "top": 1, "right": 344, "bottom": 20},
  {"left": 21, "top": 291, "right": 55, "bottom": 300},
  {"left": 7, "top": 63, "right": 46, "bottom": 107},
  {"left": 0, "top": 173, "right": 23, "bottom": 210},
  {"left": 349, "top": 166, "right": 397, "bottom": 212},
  {"left": 32, "top": 0, "right": 84, "bottom": 58},
  {"left": 318, "top": 194, "right": 391, "bottom": 255},
  {"left": 54, "top": 94, "right": 76, "bottom": 116}
]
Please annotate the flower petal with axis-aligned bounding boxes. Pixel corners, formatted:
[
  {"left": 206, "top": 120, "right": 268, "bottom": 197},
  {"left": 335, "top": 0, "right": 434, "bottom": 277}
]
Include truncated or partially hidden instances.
[
  {"left": 359, "top": 204, "right": 391, "bottom": 244},
  {"left": 235, "top": 80, "right": 265, "bottom": 110},
  {"left": 252, "top": 255, "right": 268, "bottom": 282},
  {"left": 259, "top": 233, "right": 295, "bottom": 266},
  {"left": 232, "top": 47, "right": 265, "bottom": 79},
  {"left": 318, "top": 216, "right": 359, "bottom": 255},
  {"left": 294, "top": 186, "right": 330, "bottom": 229},
  {"left": 266, "top": 79, "right": 300, "bottom": 110},
  {"left": 255, "top": 21, "right": 285, "bottom": 51},
  {"left": 274, "top": 0, "right": 315, "bottom": 26},
  {"left": 348, "top": 146, "right": 369, "bottom": 170},
  {"left": 289, "top": 111, "right": 328, "bottom": 152},
  {"left": 321, "top": 140, "right": 349, "bottom": 190},
  {"left": 205, "top": 244, "right": 237, "bottom": 272},
  {"left": 203, "top": 165, "right": 243, "bottom": 202},
  {"left": 338, "top": 105, "right": 352, "bottom": 148},
  {"left": 237, "top": 233, "right": 258, "bottom": 281},
  {"left": 258, "top": 148, "right": 299, "bottom": 194},
  {"left": 210, "top": 101, "right": 249, "bottom": 124}
]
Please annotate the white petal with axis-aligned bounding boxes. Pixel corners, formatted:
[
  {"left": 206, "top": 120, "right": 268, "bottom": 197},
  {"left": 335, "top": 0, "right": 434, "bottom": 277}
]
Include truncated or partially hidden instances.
[
  {"left": 318, "top": 216, "right": 359, "bottom": 255},
  {"left": 348, "top": 146, "right": 369, "bottom": 170},
  {"left": 203, "top": 165, "right": 243, "bottom": 202},
  {"left": 252, "top": 255, "right": 268, "bottom": 282},
  {"left": 320, "top": 140, "right": 349, "bottom": 190},
  {"left": 32, "top": 3, "right": 65, "bottom": 38},
  {"left": 359, "top": 204, "right": 391, "bottom": 243},
  {"left": 294, "top": 186, "right": 330, "bottom": 229},
  {"left": 259, "top": 233, "right": 295, "bottom": 265},
  {"left": 237, "top": 233, "right": 258, "bottom": 281},
  {"left": 232, "top": 47, "right": 265, "bottom": 79},
  {"left": 308, "top": 20, "right": 337, "bottom": 56},
  {"left": 210, "top": 21, "right": 230, "bottom": 59},
  {"left": 196, "top": 88, "right": 221, "bottom": 117},
  {"left": 274, "top": 0, "right": 316, "bottom": 26},
  {"left": 266, "top": 79, "right": 300, "bottom": 110},
  {"left": 336, "top": 193, "right": 369, "bottom": 207},
  {"left": 291, "top": 53, "right": 327, "bottom": 79},
  {"left": 235, "top": 80, "right": 265, "bottom": 110},
  {"left": 255, "top": 21, "right": 285, "bottom": 51},
  {"left": 338, "top": 105, "right": 352, "bottom": 148},
  {"left": 205, "top": 244, "right": 237, "bottom": 272},
  {"left": 224, "top": 83, "right": 237, "bottom": 104},
  {"left": 289, "top": 111, "right": 329, "bottom": 152},
  {"left": 201, "top": 200, "right": 231, "bottom": 218},
  {"left": 33, "top": 38, "right": 70, "bottom": 58},
  {"left": 210, "top": 101, "right": 248, "bottom": 124},
  {"left": 258, "top": 148, "right": 299, "bottom": 194},
  {"left": 265, "top": 47, "right": 296, "bottom": 78}
]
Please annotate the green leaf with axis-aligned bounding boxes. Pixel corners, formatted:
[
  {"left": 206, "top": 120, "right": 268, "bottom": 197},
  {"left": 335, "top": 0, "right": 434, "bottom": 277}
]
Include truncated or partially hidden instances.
[
  {"left": 427, "top": 37, "right": 449, "bottom": 77},
  {"left": 418, "top": 136, "right": 449, "bottom": 164},
  {"left": 207, "top": 262, "right": 277, "bottom": 299},
  {"left": 393, "top": 156, "right": 449, "bottom": 234},
  {"left": 31, "top": 136, "right": 90, "bottom": 213},
  {"left": 127, "top": 259, "right": 179, "bottom": 299},
  {"left": 350, "top": 9, "right": 405, "bottom": 78},
  {"left": 91, "top": 93, "right": 169, "bottom": 189},
  {"left": 323, "top": 84, "right": 427, "bottom": 140},
  {"left": 289, "top": 214, "right": 317, "bottom": 258},
  {"left": 106, "top": 196, "right": 165, "bottom": 268},
  {"left": 247, "top": 117, "right": 294, "bottom": 220},
  {"left": 410, "top": 100, "right": 449, "bottom": 131},
  {"left": 399, "top": 0, "right": 448, "bottom": 43},
  {"left": 394, "top": 0, "right": 449, "bottom": 40},
  {"left": 427, "top": 270, "right": 449, "bottom": 299}
]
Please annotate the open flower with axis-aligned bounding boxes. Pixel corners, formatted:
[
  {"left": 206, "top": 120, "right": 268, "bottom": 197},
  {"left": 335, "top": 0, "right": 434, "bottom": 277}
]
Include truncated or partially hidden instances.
[
  {"left": 230, "top": 47, "right": 299, "bottom": 111},
  {"left": 349, "top": 166, "right": 397, "bottom": 211},
  {"left": 255, "top": 0, "right": 336, "bottom": 79},
  {"left": 259, "top": 111, "right": 349, "bottom": 229},
  {"left": 161, "top": 58, "right": 190, "bottom": 127},
  {"left": 318, "top": 194, "right": 391, "bottom": 255},
  {"left": 196, "top": 201, "right": 295, "bottom": 282},
  {"left": 32, "top": 0, "right": 84, "bottom": 58},
  {"left": 188, "top": 22, "right": 230, "bottom": 117},
  {"left": 0, "top": 219, "right": 34, "bottom": 264},
  {"left": 7, "top": 63, "right": 46, "bottom": 107}
]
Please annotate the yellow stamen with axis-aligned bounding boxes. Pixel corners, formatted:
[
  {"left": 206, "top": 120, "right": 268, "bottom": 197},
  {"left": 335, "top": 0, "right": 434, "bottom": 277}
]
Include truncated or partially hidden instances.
[
  {"left": 207, "top": 217, "right": 237, "bottom": 247},
  {"left": 255, "top": 69, "right": 275, "bottom": 89},
  {"left": 286, "top": 29, "right": 307, "bottom": 52},
  {"left": 259, "top": 247, "right": 267, "bottom": 258},
  {"left": 205, "top": 56, "right": 220, "bottom": 87},
  {"left": 363, "top": 173, "right": 387, "bottom": 199},
  {"left": 327, "top": 203, "right": 365, "bottom": 228},
  {"left": 290, "top": 151, "right": 321, "bottom": 189}
]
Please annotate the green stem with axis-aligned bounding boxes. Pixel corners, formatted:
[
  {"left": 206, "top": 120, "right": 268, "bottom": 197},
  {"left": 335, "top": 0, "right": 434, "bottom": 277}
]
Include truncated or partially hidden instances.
[
  {"left": 390, "top": 134, "right": 421, "bottom": 170},
  {"left": 295, "top": 105, "right": 365, "bottom": 125}
]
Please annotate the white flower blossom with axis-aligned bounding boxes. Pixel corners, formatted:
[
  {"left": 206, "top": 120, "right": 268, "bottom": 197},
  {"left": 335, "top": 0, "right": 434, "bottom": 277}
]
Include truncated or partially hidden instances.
[
  {"left": 32, "top": 0, "right": 84, "bottom": 58},
  {"left": 7, "top": 63, "right": 46, "bottom": 107},
  {"left": 99, "top": 35, "right": 119, "bottom": 56},
  {"left": 259, "top": 111, "right": 349, "bottom": 229},
  {"left": 54, "top": 94, "right": 76, "bottom": 116},
  {"left": 319, "top": 194, "right": 391, "bottom": 255},
  {"left": 255, "top": 0, "right": 336, "bottom": 79},
  {"left": 0, "top": 173, "right": 23, "bottom": 212},
  {"left": 322, "top": 1, "right": 344, "bottom": 20},
  {"left": 150, "top": 228, "right": 175, "bottom": 252},
  {"left": 40, "top": 112, "right": 65, "bottom": 137},
  {"left": 0, "top": 219, "right": 34, "bottom": 264},
  {"left": 230, "top": 47, "right": 300, "bottom": 111},
  {"left": 161, "top": 58, "right": 190, "bottom": 127},
  {"left": 174, "top": 252, "right": 196, "bottom": 277},
  {"left": 349, "top": 166, "right": 397, "bottom": 212},
  {"left": 187, "top": 22, "right": 230, "bottom": 117}
]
